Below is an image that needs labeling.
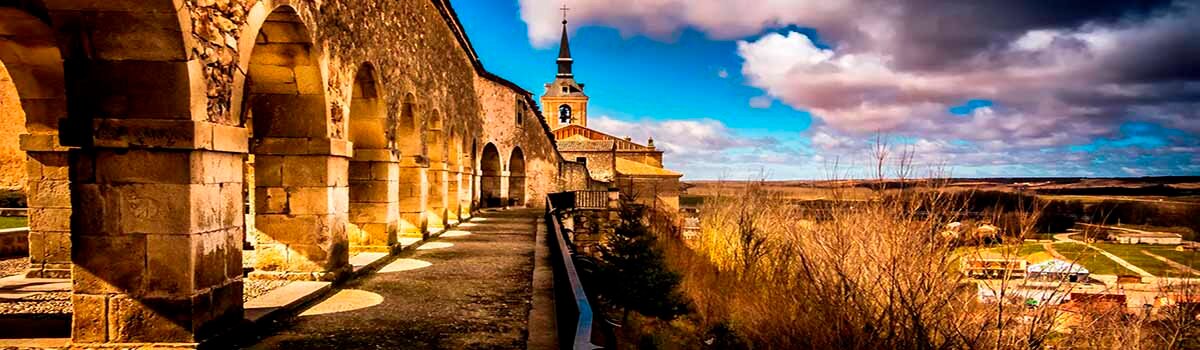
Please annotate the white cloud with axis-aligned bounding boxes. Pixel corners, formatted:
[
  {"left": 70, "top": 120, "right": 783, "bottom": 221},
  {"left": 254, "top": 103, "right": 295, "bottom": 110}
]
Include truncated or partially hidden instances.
[
  {"left": 748, "top": 96, "right": 771, "bottom": 109},
  {"left": 717, "top": 68, "right": 729, "bottom": 79}
]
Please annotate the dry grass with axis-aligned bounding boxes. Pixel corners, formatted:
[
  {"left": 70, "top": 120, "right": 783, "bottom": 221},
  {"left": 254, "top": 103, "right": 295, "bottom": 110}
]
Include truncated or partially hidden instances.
[{"left": 655, "top": 181, "right": 1200, "bottom": 349}]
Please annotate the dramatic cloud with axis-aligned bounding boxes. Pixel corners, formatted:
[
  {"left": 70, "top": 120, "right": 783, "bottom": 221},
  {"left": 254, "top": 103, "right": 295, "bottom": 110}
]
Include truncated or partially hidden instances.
[
  {"left": 588, "top": 116, "right": 794, "bottom": 178},
  {"left": 519, "top": 0, "right": 1200, "bottom": 176}
]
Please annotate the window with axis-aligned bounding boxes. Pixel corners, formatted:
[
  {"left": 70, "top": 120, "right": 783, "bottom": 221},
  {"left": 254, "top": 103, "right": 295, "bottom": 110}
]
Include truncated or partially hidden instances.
[
  {"left": 561, "top": 86, "right": 568, "bottom": 94},
  {"left": 515, "top": 100, "right": 524, "bottom": 126},
  {"left": 576, "top": 157, "right": 587, "bottom": 165}
]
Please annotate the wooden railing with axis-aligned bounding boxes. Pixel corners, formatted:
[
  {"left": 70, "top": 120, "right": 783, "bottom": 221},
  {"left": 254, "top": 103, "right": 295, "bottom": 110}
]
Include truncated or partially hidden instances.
[
  {"left": 548, "top": 190, "right": 608, "bottom": 211},
  {"left": 545, "top": 195, "right": 600, "bottom": 350}
]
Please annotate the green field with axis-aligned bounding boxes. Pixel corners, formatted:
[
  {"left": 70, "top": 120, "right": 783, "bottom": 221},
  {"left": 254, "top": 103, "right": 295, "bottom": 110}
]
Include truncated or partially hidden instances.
[
  {"left": 1092, "top": 243, "right": 1189, "bottom": 276},
  {"left": 0, "top": 216, "right": 27, "bottom": 229},
  {"left": 1050, "top": 242, "right": 1136, "bottom": 276}
]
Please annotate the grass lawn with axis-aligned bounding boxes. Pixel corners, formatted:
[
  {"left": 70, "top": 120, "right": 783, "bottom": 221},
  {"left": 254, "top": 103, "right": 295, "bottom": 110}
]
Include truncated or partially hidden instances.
[
  {"left": 0, "top": 216, "right": 27, "bottom": 229},
  {"left": 1092, "top": 242, "right": 1186, "bottom": 276},
  {"left": 1050, "top": 242, "right": 1136, "bottom": 276},
  {"left": 1117, "top": 244, "right": 1200, "bottom": 271}
]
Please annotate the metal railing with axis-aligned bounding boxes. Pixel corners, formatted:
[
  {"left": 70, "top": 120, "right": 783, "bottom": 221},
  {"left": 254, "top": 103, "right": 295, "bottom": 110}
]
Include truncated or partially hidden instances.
[{"left": 545, "top": 195, "right": 600, "bottom": 350}]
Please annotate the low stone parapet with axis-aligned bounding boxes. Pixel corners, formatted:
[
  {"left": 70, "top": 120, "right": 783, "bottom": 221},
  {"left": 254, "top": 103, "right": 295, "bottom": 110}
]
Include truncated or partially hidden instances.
[{"left": 0, "top": 227, "right": 29, "bottom": 257}]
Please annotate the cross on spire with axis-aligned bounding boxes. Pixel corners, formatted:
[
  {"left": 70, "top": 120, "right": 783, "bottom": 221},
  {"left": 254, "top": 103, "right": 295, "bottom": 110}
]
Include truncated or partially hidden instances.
[{"left": 560, "top": 4, "right": 570, "bottom": 23}]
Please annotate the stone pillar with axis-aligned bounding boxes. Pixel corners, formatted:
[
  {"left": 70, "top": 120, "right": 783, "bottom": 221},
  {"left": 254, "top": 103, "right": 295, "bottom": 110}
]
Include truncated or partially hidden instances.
[
  {"left": 348, "top": 149, "right": 399, "bottom": 252},
  {"left": 499, "top": 171, "right": 511, "bottom": 208},
  {"left": 69, "top": 122, "right": 248, "bottom": 346},
  {"left": 425, "top": 161, "right": 447, "bottom": 232},
  {"left": 446, "top": 168, "right": 461, "bottom": 224},
  {"left": 249, "top": 138, "right": 350, "bottom": 281},
  {"left": 397, "top": 156, "right": 426, "bottom": 238},
  {"left": 458, "top": 164, "right": 473, "bottom": 220},
  {"left": 20, "top": 134, "right": 71, "bottom": 278}
]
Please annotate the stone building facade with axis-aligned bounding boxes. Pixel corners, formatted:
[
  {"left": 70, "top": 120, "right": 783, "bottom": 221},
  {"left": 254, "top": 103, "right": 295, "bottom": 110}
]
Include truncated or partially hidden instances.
[
  {"left": 540, "top": 18, "right": 683, "bottom": 211},
  {"left": 0, "top": 0, "right": 603, "bottom": 347}
]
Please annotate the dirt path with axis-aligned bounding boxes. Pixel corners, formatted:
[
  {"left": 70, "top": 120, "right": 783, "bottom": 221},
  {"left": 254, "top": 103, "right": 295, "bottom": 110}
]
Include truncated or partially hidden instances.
[
  {"left": 243, "top": 209, "right": 540, "bottom": 350},
  {"left": 1140, "top": 250, "right": 1200, "bottom": 277}
]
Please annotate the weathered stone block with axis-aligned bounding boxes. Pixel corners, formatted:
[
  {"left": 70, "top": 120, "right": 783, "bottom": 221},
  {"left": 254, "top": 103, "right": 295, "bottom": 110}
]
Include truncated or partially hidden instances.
[
  {"left": 255, "top": 187, "right": 287, "bottom": 214},
  {"left": 349, "top": 180, "right": 390, "bottom": 203},
  {"left": 72, "top": 293, "right": 109, "bottom": 343},
  {"left": 29, "top": 207, "right": 71, "bottom": 232},
  {"left": 192, "top": 151, "right": 244, "bottom": 184},
  {"left": 147, "top": 234, "right": 195, "bottom": 295},
  {"left": 286, "top": 186, "right": 337, "bottom": 215},
  {"left": 194, "top": 231, "right": 228, "bottom": 290},
  {"left": 73, "top": 235, "right": 146, "bottom": 295},
  {"left": 253, "top": 155, "right": 283, "bottom": 187},
  {"left": 26, "top": 179, "right": 71, "bottom": 208},
  {"left": 116, "top": 184, "right": 191, "bottom": 234},
  {"left": 108, "top": 296, "right": 194, "bottom": 343}
]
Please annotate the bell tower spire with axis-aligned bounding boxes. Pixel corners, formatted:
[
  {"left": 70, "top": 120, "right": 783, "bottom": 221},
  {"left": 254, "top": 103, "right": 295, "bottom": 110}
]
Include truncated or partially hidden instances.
[{"left": 556, "top": 4, "right": 573, "bottom": 78}]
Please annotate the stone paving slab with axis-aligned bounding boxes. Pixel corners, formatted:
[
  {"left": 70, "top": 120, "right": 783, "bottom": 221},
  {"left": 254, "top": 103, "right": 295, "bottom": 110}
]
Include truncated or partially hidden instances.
[
  {"left": 0, "top": 275, "right": 69, "bottom": 300},
  {"left": 242, "top": 209, "right": 540, "bottom": 349},
  {"left": 245, "top": 281, "right": 333, "bottom": 323},
  {"left": 350, "top": 252, "right": 390, "bottom": 274}
]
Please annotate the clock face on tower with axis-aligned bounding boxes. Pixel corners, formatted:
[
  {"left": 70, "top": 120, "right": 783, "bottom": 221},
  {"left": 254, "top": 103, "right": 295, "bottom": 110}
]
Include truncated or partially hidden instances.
[{"left": 558, "top": 104, "right": 572, "bottom": 124}]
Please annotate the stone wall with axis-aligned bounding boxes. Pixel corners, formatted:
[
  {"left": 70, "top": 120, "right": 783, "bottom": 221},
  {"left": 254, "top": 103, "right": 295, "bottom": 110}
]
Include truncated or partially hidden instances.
[
  {"left": 616, "top": 175, "right": 682, "bottom": 212},
  {"left": 0, "top": 0, "right": 592, "bottom": 346},
  {"left": 561, "top": 149, "right": 616, "bottom": 182},
  {"left": 473, "top": 75, "right": 562, "bottom": 208}
]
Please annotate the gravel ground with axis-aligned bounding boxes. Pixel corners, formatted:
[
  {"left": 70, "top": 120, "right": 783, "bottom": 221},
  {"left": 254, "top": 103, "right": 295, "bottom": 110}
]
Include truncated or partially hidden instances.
[
  {"left": 0, "top": 257, "right": 27, "bottom": 277},
  {"left": 245, "top": 279, "right": 291, "bottom": 303},
  {"left": 0, "top": 291, "right": 71, "bottom": 315}
]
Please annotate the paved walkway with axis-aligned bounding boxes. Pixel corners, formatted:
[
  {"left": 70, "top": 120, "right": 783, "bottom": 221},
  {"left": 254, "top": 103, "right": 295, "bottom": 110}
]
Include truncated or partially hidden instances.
[{"left": 242, "top": 209, "right": 541, "bottom": 349}]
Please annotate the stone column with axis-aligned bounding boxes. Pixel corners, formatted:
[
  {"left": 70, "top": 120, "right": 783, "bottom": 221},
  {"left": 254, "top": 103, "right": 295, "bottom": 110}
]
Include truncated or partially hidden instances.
[
  {"left": 249, "top": 138, "right": 350, "bottom": 281},
  {"left": 397, "top": 156, "right": 426, "bottom": 238},
  {"left": 499, "top": 170, "right": 511, "bottom": 208},
  {"left": 425, "top": 161, "right": 447, "bottom": 232},
  {"left": 445, "top": 167, "right": 461, "bottom": 224},
  {"left": 70, "top": 121, "right": 248, "bottom": 345},
  {"left": 20, "top": 134, "right": 71, "bottom": 278},
  {"left": 458, "top": 163, "right": 473, "bottom": 219},
  {"left": 348, "top": 149, "right": 399, "bottom": 252}
]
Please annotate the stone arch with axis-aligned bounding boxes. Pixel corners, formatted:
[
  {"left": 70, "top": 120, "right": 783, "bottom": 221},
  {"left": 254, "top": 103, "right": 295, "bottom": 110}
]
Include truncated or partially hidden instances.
[
  {"left": 0, "top": 7, "right": 68, "bottom": 279},
  {"left": 396, "top": 92, "right": 421, "bottom": 157},
  {"left": 508, "top": 146, "right": 526, "bottom": 207},
  {"left": 242, "top": 4, "right": 349, "bottom": 281},
  {"left": 347, "top": 62, "right": 397, "bottom": 252},
  {"left": 480, "top": 142, "right": 502, "bottom": 208}
]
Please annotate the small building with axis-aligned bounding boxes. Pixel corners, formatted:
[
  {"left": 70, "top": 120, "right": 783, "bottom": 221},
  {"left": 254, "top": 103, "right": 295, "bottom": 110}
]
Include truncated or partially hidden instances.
[
  {"left": 1026, "top": 259, "right": 1089, "bottom": 282},
  {"left": 1113, "top": 231, "right": 1182, "bottom": 245},
  {"left": 961, "top": 252, "right": 1027, "bottom": 279}
]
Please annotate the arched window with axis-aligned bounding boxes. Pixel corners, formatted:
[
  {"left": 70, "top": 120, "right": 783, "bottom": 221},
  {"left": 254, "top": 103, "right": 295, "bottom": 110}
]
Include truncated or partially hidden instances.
[{"left": 558, "top": 104, "right": 572, "bottom": 124}]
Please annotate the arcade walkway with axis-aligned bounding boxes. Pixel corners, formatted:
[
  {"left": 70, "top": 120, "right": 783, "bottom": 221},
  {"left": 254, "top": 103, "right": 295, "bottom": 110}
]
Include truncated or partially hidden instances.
[{"left": 242, "top": 209, "right": 543, "bottom": 349}]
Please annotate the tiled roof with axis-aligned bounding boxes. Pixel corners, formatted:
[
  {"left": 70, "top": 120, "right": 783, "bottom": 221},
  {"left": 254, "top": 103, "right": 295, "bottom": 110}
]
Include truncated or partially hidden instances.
[{"left": 616, "top": 158, "right": 682, "bottom": 177}]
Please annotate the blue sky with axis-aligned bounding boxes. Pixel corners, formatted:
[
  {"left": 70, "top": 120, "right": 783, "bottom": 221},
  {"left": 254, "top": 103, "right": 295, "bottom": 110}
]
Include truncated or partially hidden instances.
[{"left": 452, "top": 0, "right": 1199, "bottom": 179}]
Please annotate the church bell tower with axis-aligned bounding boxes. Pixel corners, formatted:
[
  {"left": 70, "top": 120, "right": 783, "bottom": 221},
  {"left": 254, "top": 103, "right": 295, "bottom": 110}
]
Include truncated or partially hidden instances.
[{"left": 541, "top": 8, "right": 588, "bottom": 130}]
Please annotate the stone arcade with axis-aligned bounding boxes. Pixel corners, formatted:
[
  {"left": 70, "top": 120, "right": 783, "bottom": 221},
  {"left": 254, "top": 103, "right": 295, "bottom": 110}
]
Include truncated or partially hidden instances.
[{"left": 0, "top": 0, "right": 611, "bottom": 347}]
